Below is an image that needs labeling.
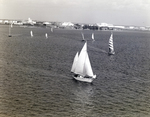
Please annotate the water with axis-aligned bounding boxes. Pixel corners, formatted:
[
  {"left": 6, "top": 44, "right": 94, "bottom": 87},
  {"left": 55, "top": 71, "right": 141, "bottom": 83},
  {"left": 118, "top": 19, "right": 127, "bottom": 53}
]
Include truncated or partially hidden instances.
[{"left": 0, "top": 25, "right": 150, "bottom": 117}]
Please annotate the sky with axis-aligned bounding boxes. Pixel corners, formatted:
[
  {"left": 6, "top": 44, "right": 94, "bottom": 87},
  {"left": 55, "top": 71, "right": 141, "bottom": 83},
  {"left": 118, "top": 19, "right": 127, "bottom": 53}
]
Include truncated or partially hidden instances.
[{"left": 0, "top": 0, "right": 150, "bottom": 26}]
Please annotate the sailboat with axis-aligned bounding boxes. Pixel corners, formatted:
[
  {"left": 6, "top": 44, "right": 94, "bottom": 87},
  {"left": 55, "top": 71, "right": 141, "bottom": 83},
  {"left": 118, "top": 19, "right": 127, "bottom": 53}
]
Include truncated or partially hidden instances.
[
  {"left": 81, "top": 32, "right": 85, "bottom": 41},
  {"left": 92, "top": 33, "right": 95, "bottom": 41},
  {"left": 108, "top": 33, "right": 115, "bottom": 55},
  {"left": 30, "top": 30, "right": 33, "bottom": 37},
  {"left": 8, "top": 23, "right": 13, "bottom": 37},
  {"left": 71, "top": 42, "right": 96, "bottom": 83},
  {"left": 45, "top": 33, "right": 48, "bottom": 39},
  {"left": 51, "top": 27, "right": 53, "bottom": 32}
]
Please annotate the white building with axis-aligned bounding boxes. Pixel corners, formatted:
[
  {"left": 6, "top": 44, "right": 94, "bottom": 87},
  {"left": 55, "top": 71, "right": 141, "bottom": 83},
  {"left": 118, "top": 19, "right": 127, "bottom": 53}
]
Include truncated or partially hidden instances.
[{"left": 62, "top": 22, "right": 74, "bottom": 27}]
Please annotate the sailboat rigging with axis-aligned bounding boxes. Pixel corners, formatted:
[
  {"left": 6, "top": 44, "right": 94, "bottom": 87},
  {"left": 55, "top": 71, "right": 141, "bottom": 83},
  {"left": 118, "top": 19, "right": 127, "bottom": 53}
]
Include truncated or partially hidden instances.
[
  {"left": 71, "top": 42, "right": 96, "bottom": 83},
  {"left": 108, "top": 33, "right": 115, "bottom": 55}
]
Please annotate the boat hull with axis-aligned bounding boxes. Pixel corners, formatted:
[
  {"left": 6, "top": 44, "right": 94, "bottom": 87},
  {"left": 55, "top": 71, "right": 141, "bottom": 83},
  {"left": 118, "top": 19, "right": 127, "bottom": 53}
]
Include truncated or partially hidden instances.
[
  {"left": 73, "top": 75, "right": 96, "bottom": 83},
  {"left": 108, "top": 51, "right": 115, "bottom": 55}
]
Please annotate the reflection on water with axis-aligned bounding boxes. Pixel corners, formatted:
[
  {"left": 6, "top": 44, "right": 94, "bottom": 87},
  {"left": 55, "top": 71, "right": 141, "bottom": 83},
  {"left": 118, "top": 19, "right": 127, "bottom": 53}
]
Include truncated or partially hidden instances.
[{"left": 71, "top": 82, "right": 94, "bottom": 116}]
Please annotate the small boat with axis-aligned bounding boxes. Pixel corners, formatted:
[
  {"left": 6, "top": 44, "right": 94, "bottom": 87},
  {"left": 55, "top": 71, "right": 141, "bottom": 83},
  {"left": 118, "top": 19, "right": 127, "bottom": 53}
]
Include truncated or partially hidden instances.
[
  {"left": 8, "top": 23, "right": 13, "bottom": 37},
  {"left": 71, "top": 42, "right": 96, "bottom": 83},
  {"left": 108, "top": 33, "right": 115, "bottom": 55},
  {"left": 45, "top": 33, "right": 48, "bottom": 39},
  {"left": 81, "top": 32, "right": 85, "bottom": 41},
  {"left": 30, "top": 30, "right": 33, "bottom": 37},
  {"left": 92, "top": 33, "right": 95, "bottom": 41}
]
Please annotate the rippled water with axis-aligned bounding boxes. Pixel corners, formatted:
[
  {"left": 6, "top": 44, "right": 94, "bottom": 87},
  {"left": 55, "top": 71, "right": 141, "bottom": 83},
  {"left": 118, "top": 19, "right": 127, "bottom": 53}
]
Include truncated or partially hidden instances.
[{"left": 0, "top": 25, "right": 150, "bottom": 117}]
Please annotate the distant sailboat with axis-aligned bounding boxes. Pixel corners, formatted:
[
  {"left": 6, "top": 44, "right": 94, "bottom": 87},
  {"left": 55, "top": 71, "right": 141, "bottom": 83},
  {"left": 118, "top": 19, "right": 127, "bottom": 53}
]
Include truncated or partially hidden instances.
[
  {"left": 8, "top": 23, "right": 13, "bottom": 37},
  {"left": 45, "top": 33, "right": 48, "bottom": 39},
  {"left": 81, "top": 32, "right": 85, "bottom": 41},
  {"left": 92, "top": 33, "right": 95, "bottom": 41},
  {"left": 108, "top": 33, "right": 115, "bottom": 55},
  {"left": 30, "top": 30, "right": 33, "bottom": 37},
  {"left": 51, "top": 27, "right": 53, "bottom": 32},
  {"left": 71, "top": 42, "right": 96, "bottom": 83}
]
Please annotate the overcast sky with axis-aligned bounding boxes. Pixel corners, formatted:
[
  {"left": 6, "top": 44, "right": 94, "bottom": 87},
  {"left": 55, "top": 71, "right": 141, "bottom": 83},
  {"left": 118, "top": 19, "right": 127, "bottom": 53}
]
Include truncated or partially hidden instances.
[{"left": 1, "top": 0, "right": 150, "bottom": 26}]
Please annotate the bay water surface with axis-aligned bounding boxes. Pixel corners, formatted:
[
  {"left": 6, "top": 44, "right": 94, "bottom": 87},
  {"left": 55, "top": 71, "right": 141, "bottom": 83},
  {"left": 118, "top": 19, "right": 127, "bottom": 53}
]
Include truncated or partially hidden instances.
[{"left": 0, "top": 25, "right": 150, "bottom": 117}]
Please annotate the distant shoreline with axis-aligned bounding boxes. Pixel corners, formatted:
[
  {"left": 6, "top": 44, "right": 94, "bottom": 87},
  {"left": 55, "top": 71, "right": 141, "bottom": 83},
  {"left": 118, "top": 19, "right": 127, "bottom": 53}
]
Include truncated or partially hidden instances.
[{"left": 1, "top": 24, "right": 150, "bottom": 33}]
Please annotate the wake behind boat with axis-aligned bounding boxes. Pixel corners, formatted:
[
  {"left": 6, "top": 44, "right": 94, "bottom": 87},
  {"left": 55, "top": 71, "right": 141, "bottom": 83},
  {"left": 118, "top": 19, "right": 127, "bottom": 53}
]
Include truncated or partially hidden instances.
[
  {"left": 71, "top": 42, "right": 96, "bottom": 83},
  {"left": 108, "top": 33, "right": 115, "bottom": 55}
]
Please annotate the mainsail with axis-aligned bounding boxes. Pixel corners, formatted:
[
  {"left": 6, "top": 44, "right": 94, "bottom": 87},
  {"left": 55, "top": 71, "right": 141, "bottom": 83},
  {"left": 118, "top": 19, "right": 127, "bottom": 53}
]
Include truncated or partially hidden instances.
[
  {"left": 81, "top": 32, "right": 85, "bottom": 41},
  {"left": 71, "top": 52, "right": 79, "bottom": 73},
  {"left": 92, "top": 33, "right": 94, "bottom": 40},
  {"left": 84, "top": 52, "right": 94, "bottom": 77},
  {"left": 108, "top": 33, "right": 115, "bottom": 55},
  {"left": 45, "top": 33, "right": 48, "bottom": 39},
  {"left": 8, "top": 23, "right": 13, "bottom": 37},
  {"left": 73, "top": 42, "right": 94, "bottom": 77},
  {"left": 30, "top": 31, "right": 33, "bottom": 37}
]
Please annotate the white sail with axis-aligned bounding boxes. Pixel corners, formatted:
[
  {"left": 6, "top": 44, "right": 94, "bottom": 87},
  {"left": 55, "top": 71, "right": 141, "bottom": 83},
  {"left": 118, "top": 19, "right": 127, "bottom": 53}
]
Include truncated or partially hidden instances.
[
  {"left": 71, "top": 52, "right": 79, "bottom": 72},
  {"left": 51, "top": 28, "right": 53, "bottom": 32},
  {"left": 8, "top": 24, "right": 12, "bottom": 37},
  {"left": 84, "top": 53, "right": 94, "bottom": 77},
  {"left": 30, "top": 31, "right": 33, "bottom": 37},
  {"left": 92, "top": 33, "right": 94, "bottom": 40},
  {"left": 108, "top": 33, "right": 115, "bottom": 54},
  {"left": 74, "top": 42, "right": 87, "bottom": 76},
  {"left": 45, "top": 33, "right": 48, "bottom": 39}
]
